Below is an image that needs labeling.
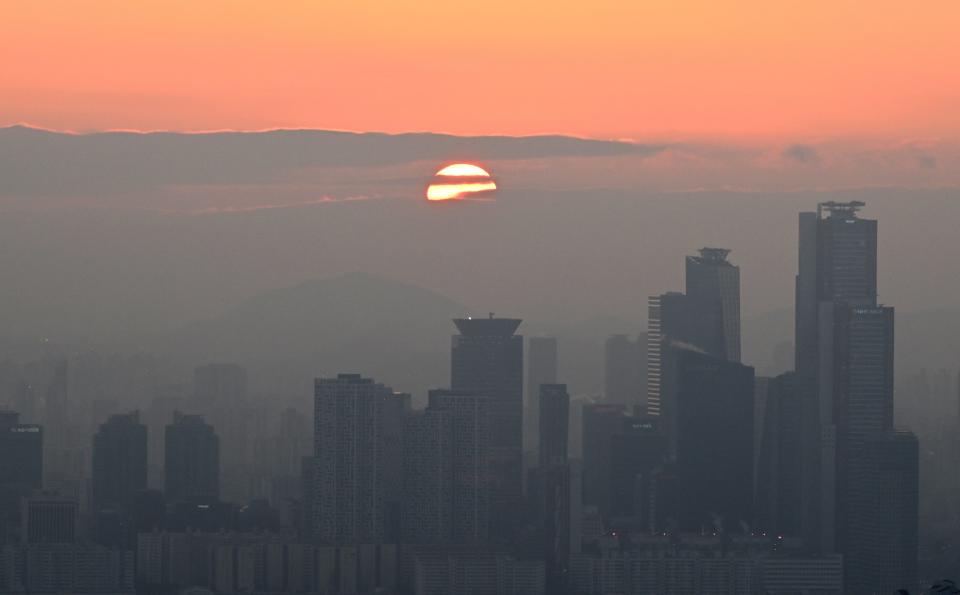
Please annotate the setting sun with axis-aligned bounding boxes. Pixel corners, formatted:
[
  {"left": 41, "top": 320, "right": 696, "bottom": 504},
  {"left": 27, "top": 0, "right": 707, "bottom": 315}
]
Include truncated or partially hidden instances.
[{"left": 426, "top": 163, "right": 497, "bottom": 201}]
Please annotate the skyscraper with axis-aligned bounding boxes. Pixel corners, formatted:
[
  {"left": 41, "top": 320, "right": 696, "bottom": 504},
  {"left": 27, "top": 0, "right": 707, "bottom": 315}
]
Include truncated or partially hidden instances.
[
  {"left": 845, "top": 430, "right": 918, "bottom": 594},
  {"left": 538, "top": 384, "right": 569, "bottom": 469},
  {"left": 581, "top": 402, "right": 626, "bottom": 519},
  {"left": 685, "top": 247, "right": 741, "bottom": 362},
  {"left": 0, "top": 411, "right": 43, "bottom": 542},
  {"left": 92, "top": 412, "right": 147, "bottom": 516},
  {"left": 312, "top": 374, "right": 407, "bottom": 544},
  {"left": 164, "top": 411, "right": 220, "bottom": 503},
  {"left": 664, "top": 347, "right": 754, "bottom": 532},
  {"left": 604, "top": 334, "right": 646, "bottom": 408},
  {"left": 755, "top": 372, "right": 803, "bottom": 537},
  {"left": 450, "top": 315, "right": 523, "bottom": 531},
  {"left": 794, "top": 201, "right": 883, "bottom": 555},
  {"left": 526, "top": 337, "right": 558, "bottom": 456}
]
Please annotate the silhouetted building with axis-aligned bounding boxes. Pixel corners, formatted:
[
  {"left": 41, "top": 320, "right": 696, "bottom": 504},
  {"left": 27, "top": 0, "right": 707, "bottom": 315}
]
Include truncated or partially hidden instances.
[
  {"left": 165, "top": 411, "right": 219, "bottom": 503},
  {"left": 686, "top": 247, "right": 741, "bottom": 362},
  {"left": 795, "top": 200, "right": 879, "bottom": 554},
  {"left": 538, "top": 384, "right": 569, "bottom": 469},
  {"left": 426, "top": 390, "right": 490, "bottom": 544},
  {"left": 92, "top": 412, "right": 147, "bottom": 516},
  {"left": 755, "top": 372, "right": 803, "bottom": 537},
  {"left": 604, "top": 334, "right": 646, "bottom": 408},
  {"left": 608, "top": 418, "right": 667, "bottom": 530},
  {"left": 664, "top": 347, "right": 754, "bottom": 532},
  {"left": 581, "top": 402, "right": 626, "bottom": 519},
  {"left": 845, "top": 430, "right": 918, "bottom": 594},
  {"left": 312, "top": 374, "right": 406, "bottom": 544},
  {"left": 21, "top": 494, "right": 78, "bottom": 543},
  {"left": 0, "top": 411, "right": 43, "bottom": 491},
  {"left": 450, "top": 315, "right": 523, "bottom": 537},
  {"left": 526, "top": 337, "right": 558, "bottom": 456}
]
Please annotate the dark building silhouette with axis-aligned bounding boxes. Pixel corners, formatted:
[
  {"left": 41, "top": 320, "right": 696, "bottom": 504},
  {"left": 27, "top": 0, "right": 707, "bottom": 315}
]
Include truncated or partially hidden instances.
[
  {"left": 604, "top": 334, "right": 646, "bottom": 408},
  {"left": 311, "top": 374, "right": 407, "bottom": 544},
  {"left": 685, "top": 247, "right": 741, "bottom": 362},
  {"left": 663, "top": 347, "right": 754, "bottom": 532},
  {"left": 538, "top": 384, "right": 569, "bottom": 469},
  {"left": 164, "top": 411, "right": 219, "bottom": 503},
  {"left": 608, "top": 418, "right": 667, "bottom": 530},
  {"left": 526, "top": 337, "right": 558, "bottom": 456},
  {"left": 450, "top": 315, "right": 523, "bottom": 537},
  {"left": 756, "top": 372, "right": 803, "bottom": 537},
  {"left": 845, "top": 430, "right": 918, "bottom": 594},
  {"left": 92, "top": 412, "right": 147, "bottom": 516},
  {"left": 581, "top": 402, "right": 626, "bottom": 519},
  {"left": 21, "top": 494, "right": 78, "bottom": 543},
  {"left": 0, "top": 411, "right": 43, "bottom": 542},
  {"left": 795, "top": 200, "right": 879, "bottom": 554}
]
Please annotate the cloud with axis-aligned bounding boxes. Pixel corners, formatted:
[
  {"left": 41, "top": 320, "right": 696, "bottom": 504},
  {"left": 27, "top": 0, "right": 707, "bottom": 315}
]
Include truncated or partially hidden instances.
[{"left": 782, "top": 144, "right": 820, "bottom": 164}]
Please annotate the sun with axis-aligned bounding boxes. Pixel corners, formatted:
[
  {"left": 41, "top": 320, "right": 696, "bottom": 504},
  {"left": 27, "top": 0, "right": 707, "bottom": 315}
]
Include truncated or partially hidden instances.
[{"left": 426, "top": 163, "right": 497, "bottom": 201}]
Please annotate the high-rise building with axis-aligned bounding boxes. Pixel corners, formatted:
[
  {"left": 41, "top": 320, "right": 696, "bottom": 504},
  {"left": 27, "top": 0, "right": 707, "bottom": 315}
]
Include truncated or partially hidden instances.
[
  {"left": 685, "top": 247, "right": 741, "bottom": 362},
  {"left": 581, "top": 402, "right": 626, "bottom": 519},
  {"left": 427, "top": 390, "right": 494, "bottom": 544},
  {"left": 608, "top": 418, "right": 667, "bottom": 529},
  {"left": 794, "top": 201, "right": 884, "bottom": 555},
  {"left": 312, "top": 374, "right": 407, "bottom": 544},
  {"left": 164, "top": 411, "right": 220, "bottom": 503},
  {"left": 92, "top": 412, "right": 147, "bottom": 516},
  {"left": 845, "top": 430, "right": 918, "bottom": 594},
  {"left": 526, "top": 337, "right": 558, "bottom": 456},
  {"left": 663, "top": 347, "right": 754, "bottom": 532},
  {"left": 450, "top": 315, "right": 523, "bottom": 531},
  {"left": 604, "top": 334, "right": 646, "bottom": 408},
  {"left": 538, "top": 384, "right": 569, "bottom": 469},
  {"left": 755, "top": 372, "right": 803, "bottom": 537},
  {"left": 0, "top": 411, "right": 43, "bottom": 542},
  {"left": 193, "top": 363, "right": 249, "bottom": 504}
]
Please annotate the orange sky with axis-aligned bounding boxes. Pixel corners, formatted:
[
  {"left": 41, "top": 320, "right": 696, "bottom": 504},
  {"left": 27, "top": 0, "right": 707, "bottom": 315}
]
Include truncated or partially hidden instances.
[{"left": 2, "top": 1, "right": 958, "bottom": 140}]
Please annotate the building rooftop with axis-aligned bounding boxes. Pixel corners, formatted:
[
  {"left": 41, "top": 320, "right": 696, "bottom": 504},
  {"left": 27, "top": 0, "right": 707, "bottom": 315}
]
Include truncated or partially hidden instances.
[{"left": 453, "top": 314, "right": 522, "bottom": 336}]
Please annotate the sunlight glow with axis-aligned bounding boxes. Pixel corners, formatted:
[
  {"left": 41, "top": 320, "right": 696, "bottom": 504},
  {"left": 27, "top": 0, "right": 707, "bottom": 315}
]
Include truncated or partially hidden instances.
[
  {"left": 426, "top": 181, "right": 498, "bottom": 201},
  {"left": 435, "top": 163, "right": 491, "bottom": 177}
]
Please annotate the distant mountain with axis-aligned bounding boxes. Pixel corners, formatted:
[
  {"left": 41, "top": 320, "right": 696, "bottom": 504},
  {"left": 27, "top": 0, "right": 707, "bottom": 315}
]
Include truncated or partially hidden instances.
[{"left": 160, "top": 272, "right": 470, "bottom": 400}]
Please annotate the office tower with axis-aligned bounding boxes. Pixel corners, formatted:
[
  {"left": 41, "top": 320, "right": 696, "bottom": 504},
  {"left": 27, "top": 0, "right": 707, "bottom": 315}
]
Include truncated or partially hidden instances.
[
  {"left": 665, "top": 347, "right": 754, "bottom": 532},
  {"left": 608, "top": 418, "right": 667, "bottom": 529},
  {"left": 0, "top": 411, "right": 43, "bottom": 543},
  {"left": 526, "top": 337, "right": 558, "bottom": 455},
  {"left": 538, "top": 384, "right": 569, "bottom": 469},
  {"left": 685, "top": 247, "right": 741, "bottom": 362},
  {"left": 92, "top": 412, "right": 148, "bottom": 516},
  {"left": 21, "top": 494, "right": 78, "bottom": 543},
  {"left": 794, "top": 201, "right": 886, "bottom": 555},
  {"left": 846, "top": 430, "right": 918, "bottom": 594},
  {"left": 164, "top": 412, "right": 219, "bottom": 503},
  {"left": 312, "top": 374, "right": 406, "bottom": 544},
  {"left": 646, "top": 291, "right": 724, "bottom": 418},
  {"left": 450, "top": 315, "right": 523, "bottom": 530},
  {"left": 755, "top": 372, "right": 803, "bottom": 537},
  {"left": 604, "top": 334, "right": 646, "bottom": 408},
  {"left": 581, "top": 402, "right": 626, "bottom": 519}
]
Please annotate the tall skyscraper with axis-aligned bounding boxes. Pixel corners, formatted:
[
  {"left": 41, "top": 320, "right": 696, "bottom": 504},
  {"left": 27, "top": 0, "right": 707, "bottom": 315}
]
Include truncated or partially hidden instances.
[
  {"left": 92, "top": 412, "right": 148, "bottom": 516},
  {"left": 794, "top": 201, "right": 885, "bottom": 555},
  {"left": 0, "top": 411, "right": 43, "bottom": 542},
  {"left": 845, "top": 430, "right": 918, "bottom": 594},
  {"left": 402, "top": 408, "right": 453, "bottom": 544},
  {"left": 685, "top": 247, "right": 741, "bottom": 362},
  {"left": 608, "top": 418, "right": 667, "bottom": 529},
  {"left": 663, "top": 347, "right": 754, "bottom": 532},
  {"left": 604, "top": 334, "right": 646, "bottom": 408},
  {"left": 525, "top": 337, "right": 558, "bottom": 458},
  {"left": 538, "top": 384, "right": 569, "bottom": 469},
  {"left": 450, "top": 315, "right": 523, "bottom": 531},
  {"left": 312, "top": 374, "right": 407, "bottom": 544},
  {"left": 580, "top": 402, "right": 626, "bottom": 519},
  {"left": 164, "top": 411, "right": 220, "bottom": 503},
  {"left": 756, "top": 372, "right": 803, "bottom": 537}
]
